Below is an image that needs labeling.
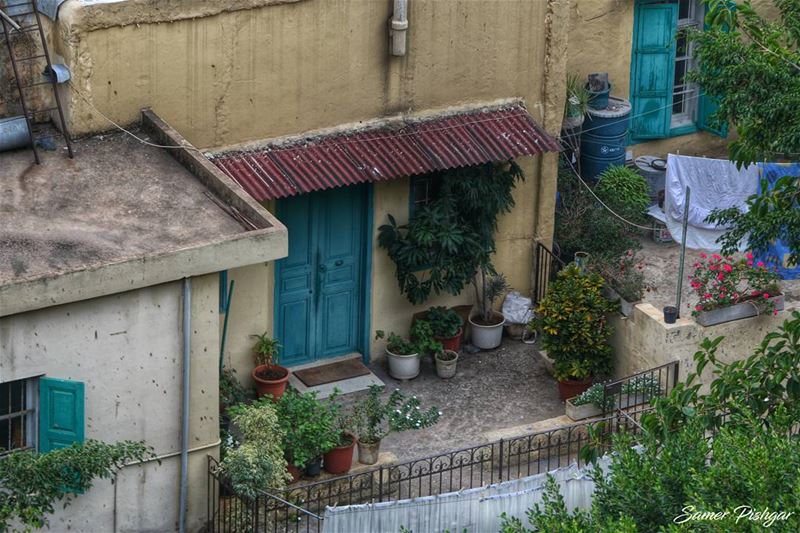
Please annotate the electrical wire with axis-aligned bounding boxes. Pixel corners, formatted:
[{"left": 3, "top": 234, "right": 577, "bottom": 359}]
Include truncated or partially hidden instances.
[
  {"left": 68, "top": 81, "right": 205, "bottom": 153},
  {"left": 557, "top": 137, "right": 657, "bottom": 231}
]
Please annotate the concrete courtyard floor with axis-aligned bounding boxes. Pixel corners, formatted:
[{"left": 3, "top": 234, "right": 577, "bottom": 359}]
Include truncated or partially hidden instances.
[{"left": 340, "top": 338, "right": 564, "bottom": 463}]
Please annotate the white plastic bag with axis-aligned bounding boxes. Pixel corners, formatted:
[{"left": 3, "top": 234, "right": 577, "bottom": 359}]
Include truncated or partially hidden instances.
[{"left": 502, "top": 291, "right": 533, "bottom": 324}]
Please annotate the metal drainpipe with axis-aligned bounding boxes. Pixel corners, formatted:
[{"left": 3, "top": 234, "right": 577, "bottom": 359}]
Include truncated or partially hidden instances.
[
  {"left": 179, "top": 277, "right": 192, "bottom": 533},
  {"left": 390, "top": 0, "right": 408, "bottom": 56}
]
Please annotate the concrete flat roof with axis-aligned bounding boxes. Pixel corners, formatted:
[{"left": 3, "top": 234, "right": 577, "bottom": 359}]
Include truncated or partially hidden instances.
[{"left": 0, "top": 111, "right": 287, "bottom": 316}]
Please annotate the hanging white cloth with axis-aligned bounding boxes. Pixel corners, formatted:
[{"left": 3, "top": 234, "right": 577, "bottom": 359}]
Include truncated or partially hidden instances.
[
  {"left": 664, "top": 154, "right": 759, "bottom": 250},
  {"left": 322, "top": 456, "right": 612, "bottom": 533}
]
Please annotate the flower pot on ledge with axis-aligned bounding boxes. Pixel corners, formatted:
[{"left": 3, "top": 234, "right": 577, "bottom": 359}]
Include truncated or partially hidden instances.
[
  {"left": 251, "top": 364, "right": 290, "bottom": 400},
  {"left": 695, "top": 294, "right": 784, "bottom": 327},
  {"left": 323, "top": 434, "right": 356, "bottom": 475},
  {"left": 565, "top": 397, "right": 603, "bottom": 421}
]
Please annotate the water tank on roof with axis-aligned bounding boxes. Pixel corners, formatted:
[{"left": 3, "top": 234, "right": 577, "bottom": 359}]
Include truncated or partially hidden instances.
[{"left": 580, "top": 97, "right": 631, "bottom": 181}]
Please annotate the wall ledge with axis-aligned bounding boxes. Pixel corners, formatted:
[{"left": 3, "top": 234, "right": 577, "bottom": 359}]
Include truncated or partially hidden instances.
[{"left": 59, "top": 0, "right": 307, "bottom": 33}]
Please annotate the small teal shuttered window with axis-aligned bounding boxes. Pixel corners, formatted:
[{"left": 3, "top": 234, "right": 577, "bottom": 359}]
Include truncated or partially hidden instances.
[
  {"left": 39, "top": 378, "right": 85, "bottom": 452},
  {"left": 630, "top": 2, "right": 678, "bottom": 139},
  {"left": 630, "top": 0, "right": 728, "bottom": 140}
]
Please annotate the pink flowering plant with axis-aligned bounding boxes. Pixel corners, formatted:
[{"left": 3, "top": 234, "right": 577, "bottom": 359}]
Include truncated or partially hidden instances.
[{"left": 689, "top": 252, "right": 781, "bottom": 317}]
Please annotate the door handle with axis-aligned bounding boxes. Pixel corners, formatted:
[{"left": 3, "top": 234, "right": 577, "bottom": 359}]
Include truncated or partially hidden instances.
[
  {"left": 319, "top": 264, "right": 327, "bottom": 272},
  {"left": 334, "top": 260, "right": 344, "bottom": 267}
]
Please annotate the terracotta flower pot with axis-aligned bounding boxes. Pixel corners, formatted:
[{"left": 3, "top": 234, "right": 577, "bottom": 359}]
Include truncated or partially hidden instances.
[
  {"left": 286, "top": 463, "right": 301, "bottom": 483},
  {"left": 557, "top": 377, "right": 593, "bottom": 402},
  {"left": 251, "top": 364, "right": 290, "bottom": 400},
  {"left": 435, "top": 328, "right": 462, "bottom": 352},
  {"left": 323, "top": 434, "right": 356, "bottom": 475}
]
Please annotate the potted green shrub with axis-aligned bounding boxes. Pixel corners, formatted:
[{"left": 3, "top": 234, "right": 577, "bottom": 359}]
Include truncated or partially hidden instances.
[
  {"left": 532, "top": 265, "right": 616, "bottom": 401},
  {"left": 468, "top": 271, "right": 510, "bottom": 350},
  {"left": 217, "top": 399, "right": 291, "bottom": 498},
  {"left": 434, "top": 349, "right": 459, "bottom": 379},
  {"left": 376, "top": 321, "right": 442, "bottom": 380},
  {"left": 322, "top": 408, "right": 357, "bottom": 475},
  {"left": 425, "top": 306, "right": 464, "bottom": 352},
  {"left": 250, "top": 333, "right": 290, "bottom": 401},
  {"left": 353, "top": 385, "right": 441, "bottom": 465},
  {"left": 276, "top": 389, "right": 339, "bottom": 479}
]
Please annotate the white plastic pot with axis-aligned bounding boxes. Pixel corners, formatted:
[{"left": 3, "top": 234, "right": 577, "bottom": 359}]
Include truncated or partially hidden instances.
[
  {"left": 468, "top": 313, "right": 506, "bottom": 350},
  {"left": 386, "top": 348, "right": 420, "bottom": 380},
  {"left": 435, "top": 350, "right": 459, "bottom": 379}
]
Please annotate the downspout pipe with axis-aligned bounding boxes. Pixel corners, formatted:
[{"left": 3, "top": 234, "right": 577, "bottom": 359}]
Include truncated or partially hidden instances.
[
  {"left": 179, "top": 277, "right": 192, "bottom": 533},
  {"left": 390, "top": 0, "right": 408, "bottom": 56}
]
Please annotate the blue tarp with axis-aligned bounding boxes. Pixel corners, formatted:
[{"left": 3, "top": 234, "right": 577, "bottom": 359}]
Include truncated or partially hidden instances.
[{"left": 754, "top": 163, "right": 800, "bottom": 280}]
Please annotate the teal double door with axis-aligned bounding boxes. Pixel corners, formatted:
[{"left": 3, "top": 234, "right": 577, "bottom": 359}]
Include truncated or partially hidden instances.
[{"left": 275, "top": 185, "right": 369, "bottom": 366}]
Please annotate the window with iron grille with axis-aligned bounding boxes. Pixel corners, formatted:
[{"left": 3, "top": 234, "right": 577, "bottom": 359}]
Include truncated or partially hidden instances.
[{"left": 0, "top": 378, "right": 37, "bottom": 456}]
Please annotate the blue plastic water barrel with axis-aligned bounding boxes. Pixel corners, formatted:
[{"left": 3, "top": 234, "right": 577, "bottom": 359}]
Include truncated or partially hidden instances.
[
  {"left": 0, "top": 116, "right": 30, "bottom": 152},
  {"left": 580, "top": 97, "right": 631, "bottom": 181}
]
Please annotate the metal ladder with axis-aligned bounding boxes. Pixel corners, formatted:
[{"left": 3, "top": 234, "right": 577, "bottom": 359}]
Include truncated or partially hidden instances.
[{"left": 1, "top": 0, "right": 73, "bottom": 163}]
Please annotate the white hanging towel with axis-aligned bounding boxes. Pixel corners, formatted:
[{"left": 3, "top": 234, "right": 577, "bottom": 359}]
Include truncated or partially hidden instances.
[{"left": 664, "top": 154, "right": 759, "bottom": 250}]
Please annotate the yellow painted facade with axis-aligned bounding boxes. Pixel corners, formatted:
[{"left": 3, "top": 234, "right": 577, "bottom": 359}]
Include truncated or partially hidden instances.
[{"left": 48, "top": 0, "right": 565, "bottom": 373}]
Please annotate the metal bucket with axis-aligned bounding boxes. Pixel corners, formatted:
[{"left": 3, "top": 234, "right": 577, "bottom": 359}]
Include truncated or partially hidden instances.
[{"left": 0, "top": 116, "right": 31, "bottom": 152}]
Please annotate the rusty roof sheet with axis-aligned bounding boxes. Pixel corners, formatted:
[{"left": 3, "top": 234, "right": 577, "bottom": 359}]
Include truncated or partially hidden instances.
[{"left": 210, "top": 103, "right": 560, "bottom": 201}]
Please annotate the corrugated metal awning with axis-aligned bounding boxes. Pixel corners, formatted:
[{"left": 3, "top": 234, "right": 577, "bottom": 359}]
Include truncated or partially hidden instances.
[{"left": 209, "top": 102, "right": 560, "bottom": 201}]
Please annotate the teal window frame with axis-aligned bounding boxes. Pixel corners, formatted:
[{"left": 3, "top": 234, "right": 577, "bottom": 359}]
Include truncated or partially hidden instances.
[{"left": 629, "top": 0, "right": 728, "bottom": 143}]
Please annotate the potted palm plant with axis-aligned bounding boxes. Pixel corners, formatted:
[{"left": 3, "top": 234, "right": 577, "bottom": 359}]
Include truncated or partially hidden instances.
[
  {"left": 563, "top": 73, "right": 591, "bottom": 131},
  {"left": 426, "top": 306, "right": 464, "bottom": 352},
  {"left": 250, "top": 333, "right": 290, "bottom": 401},
  {"left": 531, "top": 265, "right": 617, "bottom": 401},
  {"left": 468, "top": 270, "right": 511, "bottom": 350},
  {"left": 353, "top": 385, "right": 441, "bottom": 465}
]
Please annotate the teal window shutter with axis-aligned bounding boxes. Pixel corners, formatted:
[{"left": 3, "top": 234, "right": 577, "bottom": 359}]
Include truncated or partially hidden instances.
[
  {"left": 630, "top": 1, "right": 678, "bottom": 139},
  {"left": 39, "top": 378, "right": 85, "bottom": 452},
  {"left": 697, "top": 94, "right": 728, "bottom": 137}
]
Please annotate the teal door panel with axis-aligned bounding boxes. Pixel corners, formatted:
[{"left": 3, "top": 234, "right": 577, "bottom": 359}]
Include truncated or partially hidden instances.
[
  {"left": 39, "top": 378, "right": 84, "bottom": 452},
  {"left": 276, "top": 185, "right": 366, "bottom": 364},
  {"left": 630, "top": 2, "right": 678, "bottom": 139},
  {"left": 316, "top": 186, "right": 363, "bottom": 358},
  {"left": 275, "top": 194, "right": 316, "bottom": 366}
]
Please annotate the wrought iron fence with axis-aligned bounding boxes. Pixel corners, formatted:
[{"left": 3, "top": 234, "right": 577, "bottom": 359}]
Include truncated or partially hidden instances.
[
  {"left": 532, "top": 241, "right": 565, "bottom": 305},
  {"left": 207, "top": 410, "right": 650, "bottom": 533},
  {"left": 601, "top": 360, "right": 680, "bottom": 417}
]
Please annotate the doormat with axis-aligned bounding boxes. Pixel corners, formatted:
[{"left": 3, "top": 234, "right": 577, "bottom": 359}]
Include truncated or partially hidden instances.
[{"left": 294, "top": 358, "right": 371, "bottom": 387}]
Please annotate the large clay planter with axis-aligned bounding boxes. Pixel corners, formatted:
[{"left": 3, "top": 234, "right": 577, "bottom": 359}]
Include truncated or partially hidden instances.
[
  {"left": 357, "top": 439, "right": 381, "bottom": 465},
  {"left": 468, "top": 312, "right": 506, "bottom": 350},
  {"left": 558, "top": 377, "right": 593, "bottom": 402},
  {"left": 323, "top": 434, "right": 356, "bottom": 475},
  {"left": 386, "top": 348, "right": 420, "bottom": 380},
  {"left": 251, "top": 364, "right": 290, "bottom": 400},
  {"left": 435, "top": 328, "right": 462, "bottom": 352},
  {"left": 435, "top": 350, "right": 459, "bottom": 379}
]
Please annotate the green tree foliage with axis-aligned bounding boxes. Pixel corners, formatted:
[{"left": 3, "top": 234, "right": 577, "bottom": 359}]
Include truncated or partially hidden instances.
[
  {"left": 0, "top": 440, "right": 154, "bottom": 531},
  {"left": 695, "top": 1, "right": 800, "bottom": 262},
  {"left": 594, "top": 165, "right": 651, "bottom": 225},
  {"left": 511, "top": 312, "right": 800, "bottom": 532},
  {"left": 378, "top": 162, "right": 524, "bottom": 305},
  {"left": 555, "top": 165, "right": 640, "bottom": 262}
]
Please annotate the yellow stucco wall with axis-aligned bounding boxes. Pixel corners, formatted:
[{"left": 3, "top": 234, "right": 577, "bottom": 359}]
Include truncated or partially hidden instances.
[
  {"left": 57, "top": 0, "right": 554, "bottom": 149},
  {"left": 565, "top": 0, "right": 774, "bottom": 160}
]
